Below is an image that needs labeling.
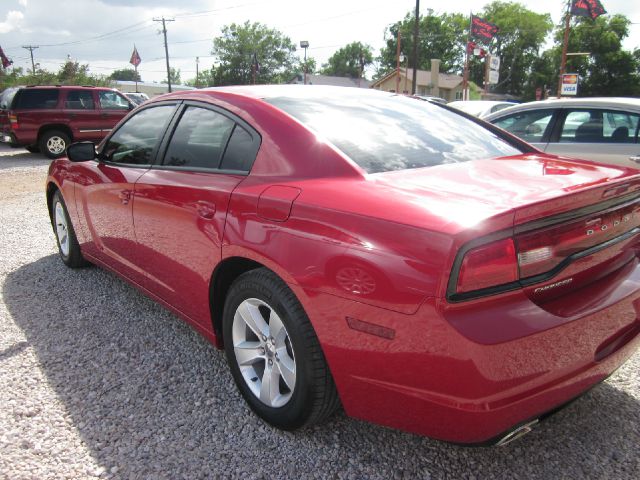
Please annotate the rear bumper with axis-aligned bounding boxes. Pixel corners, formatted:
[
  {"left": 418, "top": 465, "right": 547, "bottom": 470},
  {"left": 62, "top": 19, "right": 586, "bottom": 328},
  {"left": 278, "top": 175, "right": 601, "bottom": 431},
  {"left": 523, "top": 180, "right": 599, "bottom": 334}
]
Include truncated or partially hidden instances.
[
  {"left": 301, "top": 259, "right": 640, "bottom": 444},
  {"left": 0, "top": 132, "right": 15, "bottom": 144}
]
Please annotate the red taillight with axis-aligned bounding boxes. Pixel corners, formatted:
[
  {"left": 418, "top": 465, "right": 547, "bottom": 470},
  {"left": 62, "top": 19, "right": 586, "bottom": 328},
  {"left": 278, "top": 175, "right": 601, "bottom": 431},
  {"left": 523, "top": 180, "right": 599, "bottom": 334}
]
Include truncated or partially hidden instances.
[
  {"left": 8, "top": 113, "right": 18, "bottom": 129},
  {"left": 456, "top": 238, "right": 518, "bottom": 294},
  {"left": 516, "top": 202, "right": 640, "bottom": 278}
]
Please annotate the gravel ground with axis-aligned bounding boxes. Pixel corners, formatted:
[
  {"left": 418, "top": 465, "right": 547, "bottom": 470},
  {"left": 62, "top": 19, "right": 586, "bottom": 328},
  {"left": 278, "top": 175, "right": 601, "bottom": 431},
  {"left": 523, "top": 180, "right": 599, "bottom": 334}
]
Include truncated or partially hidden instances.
[{"left": 0, "top": 143, "right": 639, "bottom": 479}]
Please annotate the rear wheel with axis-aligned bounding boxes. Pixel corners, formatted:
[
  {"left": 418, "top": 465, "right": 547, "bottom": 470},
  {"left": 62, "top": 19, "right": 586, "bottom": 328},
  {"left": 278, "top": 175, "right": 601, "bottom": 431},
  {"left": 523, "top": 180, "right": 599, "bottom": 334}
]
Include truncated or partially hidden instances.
[
  {"left": 40, "top": 130, "right": 70, "bottom": 159},
  {"left": 52, "top": 190, "right": 89, "bottom": 268},
  {"left": 223, "top": 268, "right": 340, "bottom": 430}
]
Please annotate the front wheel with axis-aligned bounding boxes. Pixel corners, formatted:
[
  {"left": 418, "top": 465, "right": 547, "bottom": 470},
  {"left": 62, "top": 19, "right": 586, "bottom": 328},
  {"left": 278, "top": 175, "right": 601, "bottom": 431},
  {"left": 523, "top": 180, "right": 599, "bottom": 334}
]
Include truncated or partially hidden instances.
[
  {"left": 52, "top": 191, "right": 89, "bottom": 268},
  {"left": 40, "top": 130, "right": 70, "bottom": 159},
  {"left": 223, "top": 268, "right": 340, "bottom": 430}
]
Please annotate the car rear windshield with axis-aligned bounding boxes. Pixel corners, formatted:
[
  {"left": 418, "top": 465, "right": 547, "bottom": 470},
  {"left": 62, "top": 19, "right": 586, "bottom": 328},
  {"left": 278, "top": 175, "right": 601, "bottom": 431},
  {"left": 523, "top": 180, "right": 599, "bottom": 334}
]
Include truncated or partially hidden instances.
[
  {"left": 267, "top": 93, "right": 523, "bottom": 174},
  {"left": 13, "top": 89, "right": 60, "bottom": 110}
]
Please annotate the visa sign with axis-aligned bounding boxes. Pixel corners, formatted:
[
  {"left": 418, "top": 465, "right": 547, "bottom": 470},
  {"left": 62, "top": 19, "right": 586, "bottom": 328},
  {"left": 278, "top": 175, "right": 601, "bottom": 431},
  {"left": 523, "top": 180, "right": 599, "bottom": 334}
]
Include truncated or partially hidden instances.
[{"left": 561, "top": 74, "right": 579, "bottom": 96}]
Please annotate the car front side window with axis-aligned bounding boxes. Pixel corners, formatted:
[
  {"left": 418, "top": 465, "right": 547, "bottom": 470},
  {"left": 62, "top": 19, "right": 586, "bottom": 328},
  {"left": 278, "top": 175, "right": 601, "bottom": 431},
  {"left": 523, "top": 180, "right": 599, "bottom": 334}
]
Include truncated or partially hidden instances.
[
  {"left": 99, "top": 91, "right": 131, "bottom": 110},
  {"left": 492, "top": 109, "right": 554, "bottom": 144},
  {"left": 102, "top": 105, "right": 176, "bottom": 165}
]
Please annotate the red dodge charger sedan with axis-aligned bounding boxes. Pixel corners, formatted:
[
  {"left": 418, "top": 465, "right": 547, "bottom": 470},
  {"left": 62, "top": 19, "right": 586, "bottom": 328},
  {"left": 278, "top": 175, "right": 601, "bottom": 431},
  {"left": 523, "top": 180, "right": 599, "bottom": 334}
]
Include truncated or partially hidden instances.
[{"left": 46, "top": 86, "right": 640, "bottom": 445}]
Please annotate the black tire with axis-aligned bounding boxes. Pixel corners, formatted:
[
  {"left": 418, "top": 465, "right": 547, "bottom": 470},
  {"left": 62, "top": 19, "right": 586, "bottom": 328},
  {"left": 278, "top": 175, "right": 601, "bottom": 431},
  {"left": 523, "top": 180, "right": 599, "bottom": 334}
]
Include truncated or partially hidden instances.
[
  {"left": 51, "top": 190, "right": 90, "bottom": 268},
  {"left": 223, "top": 268, "right": 340, "bottom": 430},
  {"left": 39, "top": 130, "right": 71, "bottom": 159},
  {"left": 25, "top": 145, "right": 40, "bottom": 153}
]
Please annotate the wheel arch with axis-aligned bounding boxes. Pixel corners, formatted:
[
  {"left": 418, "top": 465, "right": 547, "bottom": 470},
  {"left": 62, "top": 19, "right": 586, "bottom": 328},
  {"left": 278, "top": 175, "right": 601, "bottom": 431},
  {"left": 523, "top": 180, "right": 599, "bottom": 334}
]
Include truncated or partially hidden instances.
[
  {"left": 46, "top": 181, "right": 60, "bottom": 222},
  {"left": 209, "top": 256, "right": 264, "bottom": 347},
  {"left": 38, "top": 124, "right": 73, "bottom": 143}
]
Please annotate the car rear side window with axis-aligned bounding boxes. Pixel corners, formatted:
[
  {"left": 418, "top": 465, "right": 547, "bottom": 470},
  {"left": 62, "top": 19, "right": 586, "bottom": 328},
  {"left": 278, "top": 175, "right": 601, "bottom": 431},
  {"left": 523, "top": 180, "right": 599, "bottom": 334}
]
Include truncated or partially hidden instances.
[
  {"left": 65, "top": 90, "right": 95, "bottom": 110},
  {"left": 14, "top": 89, "right": 60, "bottom": 110},
  {"left": 102, "top": 105, "right": 176, "bottom": 165},
  {"left": 267, "top": 94, "right": 522, "bottom": 174},
  {"left": 162, "top": 106, "right": 235, "bottom": 169},
  {"left": 220, "top": 125, "right": 257, "bottom": 172},
  {"left": 560, "top": 109, "right": 640, "bottom": 144}
]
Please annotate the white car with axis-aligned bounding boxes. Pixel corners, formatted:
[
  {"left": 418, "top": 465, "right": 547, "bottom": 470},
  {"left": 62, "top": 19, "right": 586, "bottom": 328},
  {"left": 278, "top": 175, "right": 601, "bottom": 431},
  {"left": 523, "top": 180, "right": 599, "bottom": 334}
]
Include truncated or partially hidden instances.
[
  {"left": 484, "top": 97, "right": 640, "bottom": 168},
  {"left": 448, "top": 100, "right": 516, "bottom": 117}
]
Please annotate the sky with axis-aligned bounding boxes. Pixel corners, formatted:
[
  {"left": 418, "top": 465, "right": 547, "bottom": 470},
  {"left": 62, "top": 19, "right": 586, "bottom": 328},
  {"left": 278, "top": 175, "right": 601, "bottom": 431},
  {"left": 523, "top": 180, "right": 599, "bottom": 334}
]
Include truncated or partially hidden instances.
[{"left": 0, "top": 0, "right": 639, "bottom": 84}]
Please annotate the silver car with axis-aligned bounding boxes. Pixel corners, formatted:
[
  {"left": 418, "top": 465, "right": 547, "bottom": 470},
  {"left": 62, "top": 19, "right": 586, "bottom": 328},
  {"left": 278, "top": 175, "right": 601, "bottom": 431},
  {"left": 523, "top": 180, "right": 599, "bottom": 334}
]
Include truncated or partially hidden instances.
[{"left": 484, "top": 98, "right": 640, "bottom": 168}]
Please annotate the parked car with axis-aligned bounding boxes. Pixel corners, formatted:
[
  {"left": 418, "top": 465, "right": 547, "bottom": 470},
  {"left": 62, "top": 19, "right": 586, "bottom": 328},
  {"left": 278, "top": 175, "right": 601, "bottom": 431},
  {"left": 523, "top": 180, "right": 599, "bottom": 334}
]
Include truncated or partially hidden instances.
[
  {"left": 0, "top": 85, "right": 133, "bottom": 158},
  {"left": 448, "top": 100, "right": 516, "bottom": 117},
  {"left": 124, "top": 91, "right": 150, "bottom": 106},
  {"left": 412, "top": 94, "right": 447, "bottom": 104},
  {"left": 47, "top": 86, "right": 640, "bottom": 445},
  {"left": 484, "top": 98, "right": 640, "bottom": 168}
]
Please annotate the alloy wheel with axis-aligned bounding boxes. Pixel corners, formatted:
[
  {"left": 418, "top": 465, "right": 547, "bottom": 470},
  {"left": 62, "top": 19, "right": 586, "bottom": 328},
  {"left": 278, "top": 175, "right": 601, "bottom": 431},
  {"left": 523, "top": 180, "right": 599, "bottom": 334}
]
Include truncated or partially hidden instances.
[{"left": 231, "top": 298, "right": 296, "bottom": 408}]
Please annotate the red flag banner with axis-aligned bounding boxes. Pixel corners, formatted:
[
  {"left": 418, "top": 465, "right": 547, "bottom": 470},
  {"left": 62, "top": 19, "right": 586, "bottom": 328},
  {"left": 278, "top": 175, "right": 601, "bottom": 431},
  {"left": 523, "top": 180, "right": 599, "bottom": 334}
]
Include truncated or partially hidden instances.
[
  {"left": 129, "top": 46, "right": 141, "bottom": 67},
  {"left": 570, "top": 0, "right": 607, "bottom": 19},
  {"left": 0, "top": 46, "right": 13, "bottom": 69},
  {"left": 470, "top": 15, "right": 499, "bottom": 44}
]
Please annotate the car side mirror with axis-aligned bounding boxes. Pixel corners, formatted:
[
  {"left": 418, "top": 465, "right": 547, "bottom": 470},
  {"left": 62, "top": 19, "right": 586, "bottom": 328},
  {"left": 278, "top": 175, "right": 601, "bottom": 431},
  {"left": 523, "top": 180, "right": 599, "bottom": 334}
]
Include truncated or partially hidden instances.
[
  {"left": 128, "top": 102, "right": 135, "bottom": 110},
  {"left": 67, "top": 142, "right": 96, "bottom": 162}
]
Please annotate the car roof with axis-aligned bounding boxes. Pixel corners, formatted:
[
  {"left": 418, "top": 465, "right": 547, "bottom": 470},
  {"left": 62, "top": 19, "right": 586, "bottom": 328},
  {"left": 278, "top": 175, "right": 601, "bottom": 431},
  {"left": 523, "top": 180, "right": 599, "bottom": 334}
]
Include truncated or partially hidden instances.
[
  {"left": 485, "top": 97, "right": 640, "bottom": 121},
  {"left": 156, "top": 84, "right": 400, "bottom": 103}
]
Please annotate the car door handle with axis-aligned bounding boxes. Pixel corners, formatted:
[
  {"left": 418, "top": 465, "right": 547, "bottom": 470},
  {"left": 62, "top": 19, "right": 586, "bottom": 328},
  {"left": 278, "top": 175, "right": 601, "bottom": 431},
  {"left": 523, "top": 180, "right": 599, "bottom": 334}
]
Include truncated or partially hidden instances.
[
  {"left": 119, "top": 190, "right": 132, "bottom": 205},
  {"left": 196, "top": 201, "right": 216, "bottom": 219},
  {"left": 630, "top": 155, "right": 640, "bottom": 163}
]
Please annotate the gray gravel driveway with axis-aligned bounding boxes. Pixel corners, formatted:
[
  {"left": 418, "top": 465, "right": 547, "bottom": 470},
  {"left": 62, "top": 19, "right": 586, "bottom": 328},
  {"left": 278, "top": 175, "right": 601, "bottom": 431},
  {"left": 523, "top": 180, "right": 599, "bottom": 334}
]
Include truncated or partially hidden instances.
[{"left": 0, "top": 143, "right": 639, "bottom": 479}]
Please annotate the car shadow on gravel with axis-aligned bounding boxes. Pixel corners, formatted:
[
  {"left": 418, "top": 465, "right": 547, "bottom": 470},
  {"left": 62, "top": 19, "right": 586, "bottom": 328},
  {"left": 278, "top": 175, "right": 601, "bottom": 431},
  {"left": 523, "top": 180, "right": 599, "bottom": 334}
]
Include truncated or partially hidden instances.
[{"left": 4, "top": 255, "right": 640, "bottom": 479}]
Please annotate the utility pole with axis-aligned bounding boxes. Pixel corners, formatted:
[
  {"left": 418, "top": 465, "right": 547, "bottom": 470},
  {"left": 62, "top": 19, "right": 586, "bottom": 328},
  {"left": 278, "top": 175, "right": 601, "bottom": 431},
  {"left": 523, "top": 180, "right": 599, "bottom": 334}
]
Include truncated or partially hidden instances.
[
  {"left": 395, "top": 30, "right": 401, "bottom": 93},
  {"left": 22, "top": 45, "right": 39, "bottom": 74},
  {"left": 153, "top": 17, "right": 175, "bottom": 92},
  {"left": 557, "top": 1, "right": 571, "bottom": 97},
  {"left": 411, "top": 0, "right": 419, "bottom": 95},
  {"left": 195, "top": 56, "right": 199, "bottom": 88}
]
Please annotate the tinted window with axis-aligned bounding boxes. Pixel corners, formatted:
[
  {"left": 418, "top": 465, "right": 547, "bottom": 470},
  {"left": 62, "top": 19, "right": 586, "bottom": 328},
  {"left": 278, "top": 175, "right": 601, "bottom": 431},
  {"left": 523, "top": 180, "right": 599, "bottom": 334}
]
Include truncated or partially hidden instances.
[
  {"left": 163, "top": 107, "right": 235, "bottom": 169},
  {"left": 268, "top": 94, "right": 522, "bottom": 174},
  {"left": 220, "top": 125, "right": 257, "bottom": 171},
  {"left": 493, "top": 109, "right": 554, "bottom": 144},
  {"left": 65, "top": 90, "right": 95, "bottom": 110},
  {"left": 14, "top": 89, "right": 60, "bottom": 109},
  {"left": 99, "top": 91, "right": 131, "bottom": 110},
  {"left": 557, "top": 109, "right": 640, "bottom": 144},
  {"left": 102, "top": 105, "right": 175, "bottom": 165},
  {"left": 0, "top": 88, "right": 18, "bottom": 110}
]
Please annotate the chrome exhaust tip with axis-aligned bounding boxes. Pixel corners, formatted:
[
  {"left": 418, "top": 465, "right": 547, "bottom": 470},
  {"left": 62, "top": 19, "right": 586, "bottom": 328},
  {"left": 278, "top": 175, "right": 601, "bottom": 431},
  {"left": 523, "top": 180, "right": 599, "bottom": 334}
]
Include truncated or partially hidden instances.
[{"left": 495, "top": 419, "right": 539, "bottom": 447}]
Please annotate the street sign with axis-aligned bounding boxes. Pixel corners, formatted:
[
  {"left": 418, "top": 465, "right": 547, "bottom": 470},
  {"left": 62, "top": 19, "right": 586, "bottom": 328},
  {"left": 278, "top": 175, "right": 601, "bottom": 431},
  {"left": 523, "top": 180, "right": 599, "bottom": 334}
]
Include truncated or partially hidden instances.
[
  {"left": 489, "top": 56, "right": 500, "bottom": 71},
  {"left": 488, "top": 69, "right": 499, "bottom": 85},
  {"left": 561, "top": 74, "right": 579, "bottom": 96}
]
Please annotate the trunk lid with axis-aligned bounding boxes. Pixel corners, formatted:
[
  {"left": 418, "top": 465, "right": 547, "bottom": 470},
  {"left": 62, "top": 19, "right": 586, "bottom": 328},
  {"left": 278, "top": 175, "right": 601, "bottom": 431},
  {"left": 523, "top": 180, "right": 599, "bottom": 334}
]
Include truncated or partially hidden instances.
[{"left": 373, "top": 153, "right": 640, "bottom": 307}]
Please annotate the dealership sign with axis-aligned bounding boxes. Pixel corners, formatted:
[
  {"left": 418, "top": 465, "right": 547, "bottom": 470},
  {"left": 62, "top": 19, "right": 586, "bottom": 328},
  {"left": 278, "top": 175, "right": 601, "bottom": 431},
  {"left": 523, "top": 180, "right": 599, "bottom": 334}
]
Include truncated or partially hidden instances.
[{"left": 561, "top": 74, "right": 579, "bottom": 96}]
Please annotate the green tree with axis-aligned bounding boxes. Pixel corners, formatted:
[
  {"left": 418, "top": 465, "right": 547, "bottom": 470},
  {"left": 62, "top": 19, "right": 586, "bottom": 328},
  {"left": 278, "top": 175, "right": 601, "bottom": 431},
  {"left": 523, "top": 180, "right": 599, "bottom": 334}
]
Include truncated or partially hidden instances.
[
  {"left": 477, "top": 1, "right": 553, "bottom": 97},
  {"left": 56, "top": 60, "right": 110, "bottom": 86},
  {"left": 377, "top": 12, "right": 467, "bottom": 77},
  {"left": 162, "top": 67, "right": 181, "bottom": 85},
  {"left": 302, "top": 57, "right": 316, "bottom": 75},
  {"left": 185, "top": 66, "right": 217, "bottom": 88},
  {"left": 321, "top": 42, "right": 373, "bottom": 78},
  {"left": 549, "top": 14, "right": 640, "bottom": 97},
  {"left": 212, "top": 21, "right": 298, "bottom": 85},
  {"left": 109, "top": 68, "right": 141, "bottom": 82}
]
